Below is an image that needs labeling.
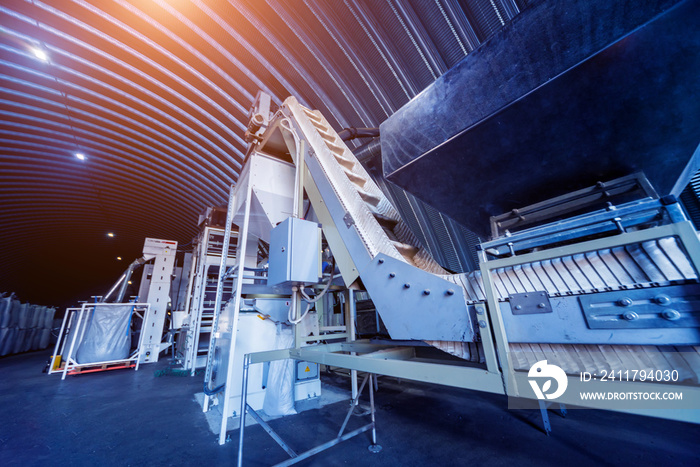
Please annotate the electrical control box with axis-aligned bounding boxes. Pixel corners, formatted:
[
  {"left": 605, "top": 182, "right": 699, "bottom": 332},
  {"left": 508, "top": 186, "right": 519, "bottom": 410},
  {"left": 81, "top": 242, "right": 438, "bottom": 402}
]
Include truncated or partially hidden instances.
[
  {"left": 296, "top": 361, "right": 319, "bottom": 381},
  {"left": 268, "top": 217, "right": 322, "bottom": 287},
  {"left": 295, "top": 361, "right": 321, "bottom": 401}
]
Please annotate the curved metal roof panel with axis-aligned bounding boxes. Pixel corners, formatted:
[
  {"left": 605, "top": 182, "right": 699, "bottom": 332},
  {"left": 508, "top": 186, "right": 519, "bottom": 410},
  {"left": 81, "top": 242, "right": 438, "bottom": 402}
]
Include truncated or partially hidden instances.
[{"left": 0, "top": 0, "right": 528, "bottom": 306}]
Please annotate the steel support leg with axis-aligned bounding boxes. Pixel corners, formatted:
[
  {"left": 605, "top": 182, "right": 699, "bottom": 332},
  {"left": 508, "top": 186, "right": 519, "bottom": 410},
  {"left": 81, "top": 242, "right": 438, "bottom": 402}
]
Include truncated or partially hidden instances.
[
  {"left": 203, "top": 184, "right": 237, "bottom": 412},
  {"left": 237, "top": 354, "right": 250, "bottom": 467},
  {"left": 237, "top": 367, "right": 380, "bottom": 466},
  {"left": 538, "top": 400, "right": 552, "bottom": 436},
  {"left": 245, "top": 403, "right": 297, "bottom": 459},
  {"left": 338, "top": 373, "right": 370, "bottom": 437},
  {"left": 368, "top": 372, "right": 382, "bottom": 453},
  {"left": 62, "top": 307, "right": 87, "bottom": 380}
]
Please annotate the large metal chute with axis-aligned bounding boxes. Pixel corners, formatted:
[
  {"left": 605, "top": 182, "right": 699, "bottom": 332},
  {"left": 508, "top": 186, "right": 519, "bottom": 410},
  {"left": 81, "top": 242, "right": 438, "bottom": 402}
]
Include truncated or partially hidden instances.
[{"left": 380, "top": 0, "right": 700, "bottom": 239}]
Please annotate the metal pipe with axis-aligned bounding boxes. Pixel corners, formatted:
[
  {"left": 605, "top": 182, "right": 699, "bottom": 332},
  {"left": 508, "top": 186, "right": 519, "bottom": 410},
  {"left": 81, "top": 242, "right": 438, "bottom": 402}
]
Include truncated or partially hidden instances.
[
  {"left": 245, "top": 402, "right": 297, "bottom": 458},
  {"left": 275, "top": 424, "right": 373, "bottom": 467},
  {"left": 115, "top": 257, "right": 148, "bottom": 302},
  {"left": 101, "top": 256, "right": 148, "bottom": 303},
  {"left": 237, "top": 353, "right": 250, "bottom": 467},
  {"left": 354, "top": 135, "right": 381, "bottom": 165},
  {"left": 346, "top": 289, "right": 358, "bottom": 403},
  {"left": 100, "top": 274, "right": 126, "bottom": 303},
  {"left": 222, "top": 263, "right": 239, "bottom": 280},
  {"left": 369, "top": 373, "right": 377, "bottom": 446},
  {"left": 337, "top": 127, "right": 379, "bottom": 141},
  {"left": 338, "top": 373, "right": 370, "bottom": 438}
]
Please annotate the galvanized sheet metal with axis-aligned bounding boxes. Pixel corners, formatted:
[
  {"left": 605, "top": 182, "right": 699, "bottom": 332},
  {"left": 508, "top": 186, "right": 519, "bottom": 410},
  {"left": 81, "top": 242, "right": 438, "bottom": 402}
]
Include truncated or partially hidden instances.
[{"left": 0, "top": 0, "right": 525, "bottom": 305}]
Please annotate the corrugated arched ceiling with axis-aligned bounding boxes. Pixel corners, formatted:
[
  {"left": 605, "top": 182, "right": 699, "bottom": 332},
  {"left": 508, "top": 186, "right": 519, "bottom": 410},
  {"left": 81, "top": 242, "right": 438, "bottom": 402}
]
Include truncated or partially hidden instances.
[{"left": 0, "top": 0, "right": 529, "bottom": 307}]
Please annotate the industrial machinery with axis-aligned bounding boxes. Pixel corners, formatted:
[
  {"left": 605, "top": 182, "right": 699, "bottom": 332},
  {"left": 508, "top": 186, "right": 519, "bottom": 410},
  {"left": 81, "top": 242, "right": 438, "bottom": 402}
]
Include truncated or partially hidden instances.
[
  {"left": 49, "top": 237, "right": 179, "bottom": 377},
  {"left": 227, "top": 96, "right": 700, "bottom": 464},
  {"left": 201, "top": 1, "right": 700, "bottom": 464},
  {"left": 201, "top": 143, "right": 337, "bottom": 444},
  {"left": 133, "top": 238, "right": 179, "bottom": 364},
  {"left": 176, "top": 208, "right": 238, "bottom": 373}
]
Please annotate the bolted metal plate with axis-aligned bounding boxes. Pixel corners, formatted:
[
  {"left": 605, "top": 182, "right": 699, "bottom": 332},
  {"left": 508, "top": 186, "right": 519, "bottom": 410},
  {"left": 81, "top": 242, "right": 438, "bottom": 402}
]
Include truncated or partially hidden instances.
[
  {"left": 343, "top": 212, "right": 355, "bottom": 228},
  {"left": 358, "top": 254, "right": 476, "bottom": 342},
  {"left": 509, "top": 291, "right": 552, "bottom": 315},
  {"left": 579, "top": 285, "right": 700, "bottom": 329}
]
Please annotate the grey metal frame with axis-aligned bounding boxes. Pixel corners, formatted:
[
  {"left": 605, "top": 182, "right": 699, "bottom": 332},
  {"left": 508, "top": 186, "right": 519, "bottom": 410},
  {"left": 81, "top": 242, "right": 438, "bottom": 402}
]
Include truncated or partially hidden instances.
[
  {"left": 481, "top": 197, "right": 686, "bottom": 256},
  {"left": 235, "top": 221, "right": 700, "bottom": 467},
  {"left": 489, "top": 172, "right": 657, "bottom": 237},
  {"left": 237, "top": 354, "right": 379, "bottom": 467},
  {"left": 183, "top": 226, "right": 238, "bottom": 373},
  {"left": 48, "top": 303, "right": 151, "bottom": 380},
  {"left": 478, "top": 219, "right": 700, "bottom": 422},
  {"left": 231, "top": 97, "right": 700, "bottom": 463}
]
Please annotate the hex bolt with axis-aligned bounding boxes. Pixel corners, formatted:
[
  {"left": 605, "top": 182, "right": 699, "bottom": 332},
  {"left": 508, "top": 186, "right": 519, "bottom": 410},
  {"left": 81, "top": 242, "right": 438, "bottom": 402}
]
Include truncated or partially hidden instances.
[
  {"left": 617, "top": 297, "right": 633, "bottom": 307},
  {"left": 662, "top": 309, "right": 681, "bottom": 321},
  {"left": 423, "top": 289, "right": 431, "bottom": 296},
  {"left": 389, "top": 273, "right": 395, "bottom": 278},
  {"left": 622, "top": 311, "right": 639, "bottom": 321},
  {"left": 514, "top": 305, "right": 523, "bottom": 310},
  {"left": 476, "top": 307, "right": 485, "bottom": 315},
  {"left": 655, "top": 295, "right": 671, "bottom": 306},
  {"left": 537, "top": 303, "right": 546, "bottom": 309},
  {"left": 613, "top": 217, "right": 625, "bottom": 233},
  {"left": 378, "top": 258, "right": 384, "bottom": 264},
  {"left": 478, "top": 320, "right": 487, "bottom": 328},
  {"left": 446, "top": 289, "right": 455, "bottom": 296},
  {"left": 403, "top": 283, "right": 411, "bottom": 289}
]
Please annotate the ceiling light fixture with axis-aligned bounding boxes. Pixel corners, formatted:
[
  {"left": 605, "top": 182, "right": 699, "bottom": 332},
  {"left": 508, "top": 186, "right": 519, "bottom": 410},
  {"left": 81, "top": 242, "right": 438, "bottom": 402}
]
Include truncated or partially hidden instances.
[
  {"left": 117, "top": 256, "right": 122, "bottom": 260},
  {"left": 76, "top": 153, "right": 86, "bottom": 161},
  {"left": 107, "top": 232, "right": 114, "bottom": 237},
  {"left": 32, "top": 47, "right": 48, "bottom": 62}
]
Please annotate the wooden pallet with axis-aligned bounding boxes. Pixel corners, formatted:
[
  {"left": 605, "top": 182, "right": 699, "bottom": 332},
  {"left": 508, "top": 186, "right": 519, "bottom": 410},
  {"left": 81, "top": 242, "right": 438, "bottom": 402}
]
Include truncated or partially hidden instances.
[{"left": 67, "top": 361, "right": 136, "bottom": 375}]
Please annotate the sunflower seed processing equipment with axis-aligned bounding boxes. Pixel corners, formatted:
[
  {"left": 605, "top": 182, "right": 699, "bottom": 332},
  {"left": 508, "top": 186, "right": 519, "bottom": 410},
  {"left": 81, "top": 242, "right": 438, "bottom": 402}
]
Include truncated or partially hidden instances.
[{"left": 202, "top": 1, "right": 700, "bottom": 465}]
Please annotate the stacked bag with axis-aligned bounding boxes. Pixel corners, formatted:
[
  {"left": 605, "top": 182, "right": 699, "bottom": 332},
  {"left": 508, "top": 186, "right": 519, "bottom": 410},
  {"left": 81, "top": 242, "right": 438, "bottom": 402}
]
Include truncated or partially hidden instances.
[{"left": 0, "top": 293, "right": 55, "bottom": 356}]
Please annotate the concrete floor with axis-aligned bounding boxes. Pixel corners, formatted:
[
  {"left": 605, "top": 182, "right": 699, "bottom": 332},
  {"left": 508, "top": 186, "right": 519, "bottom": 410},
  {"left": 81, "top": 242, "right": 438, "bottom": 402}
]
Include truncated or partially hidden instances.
[{"left": 1, "top": 350, "right": 699, "bottom": 466}]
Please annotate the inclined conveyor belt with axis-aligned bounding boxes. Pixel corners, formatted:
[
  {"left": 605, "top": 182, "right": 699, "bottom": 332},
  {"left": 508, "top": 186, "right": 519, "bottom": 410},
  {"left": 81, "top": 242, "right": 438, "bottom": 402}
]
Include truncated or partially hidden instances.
[{"left": 279, "top": 97, "right": 700, "bottom": 384}]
